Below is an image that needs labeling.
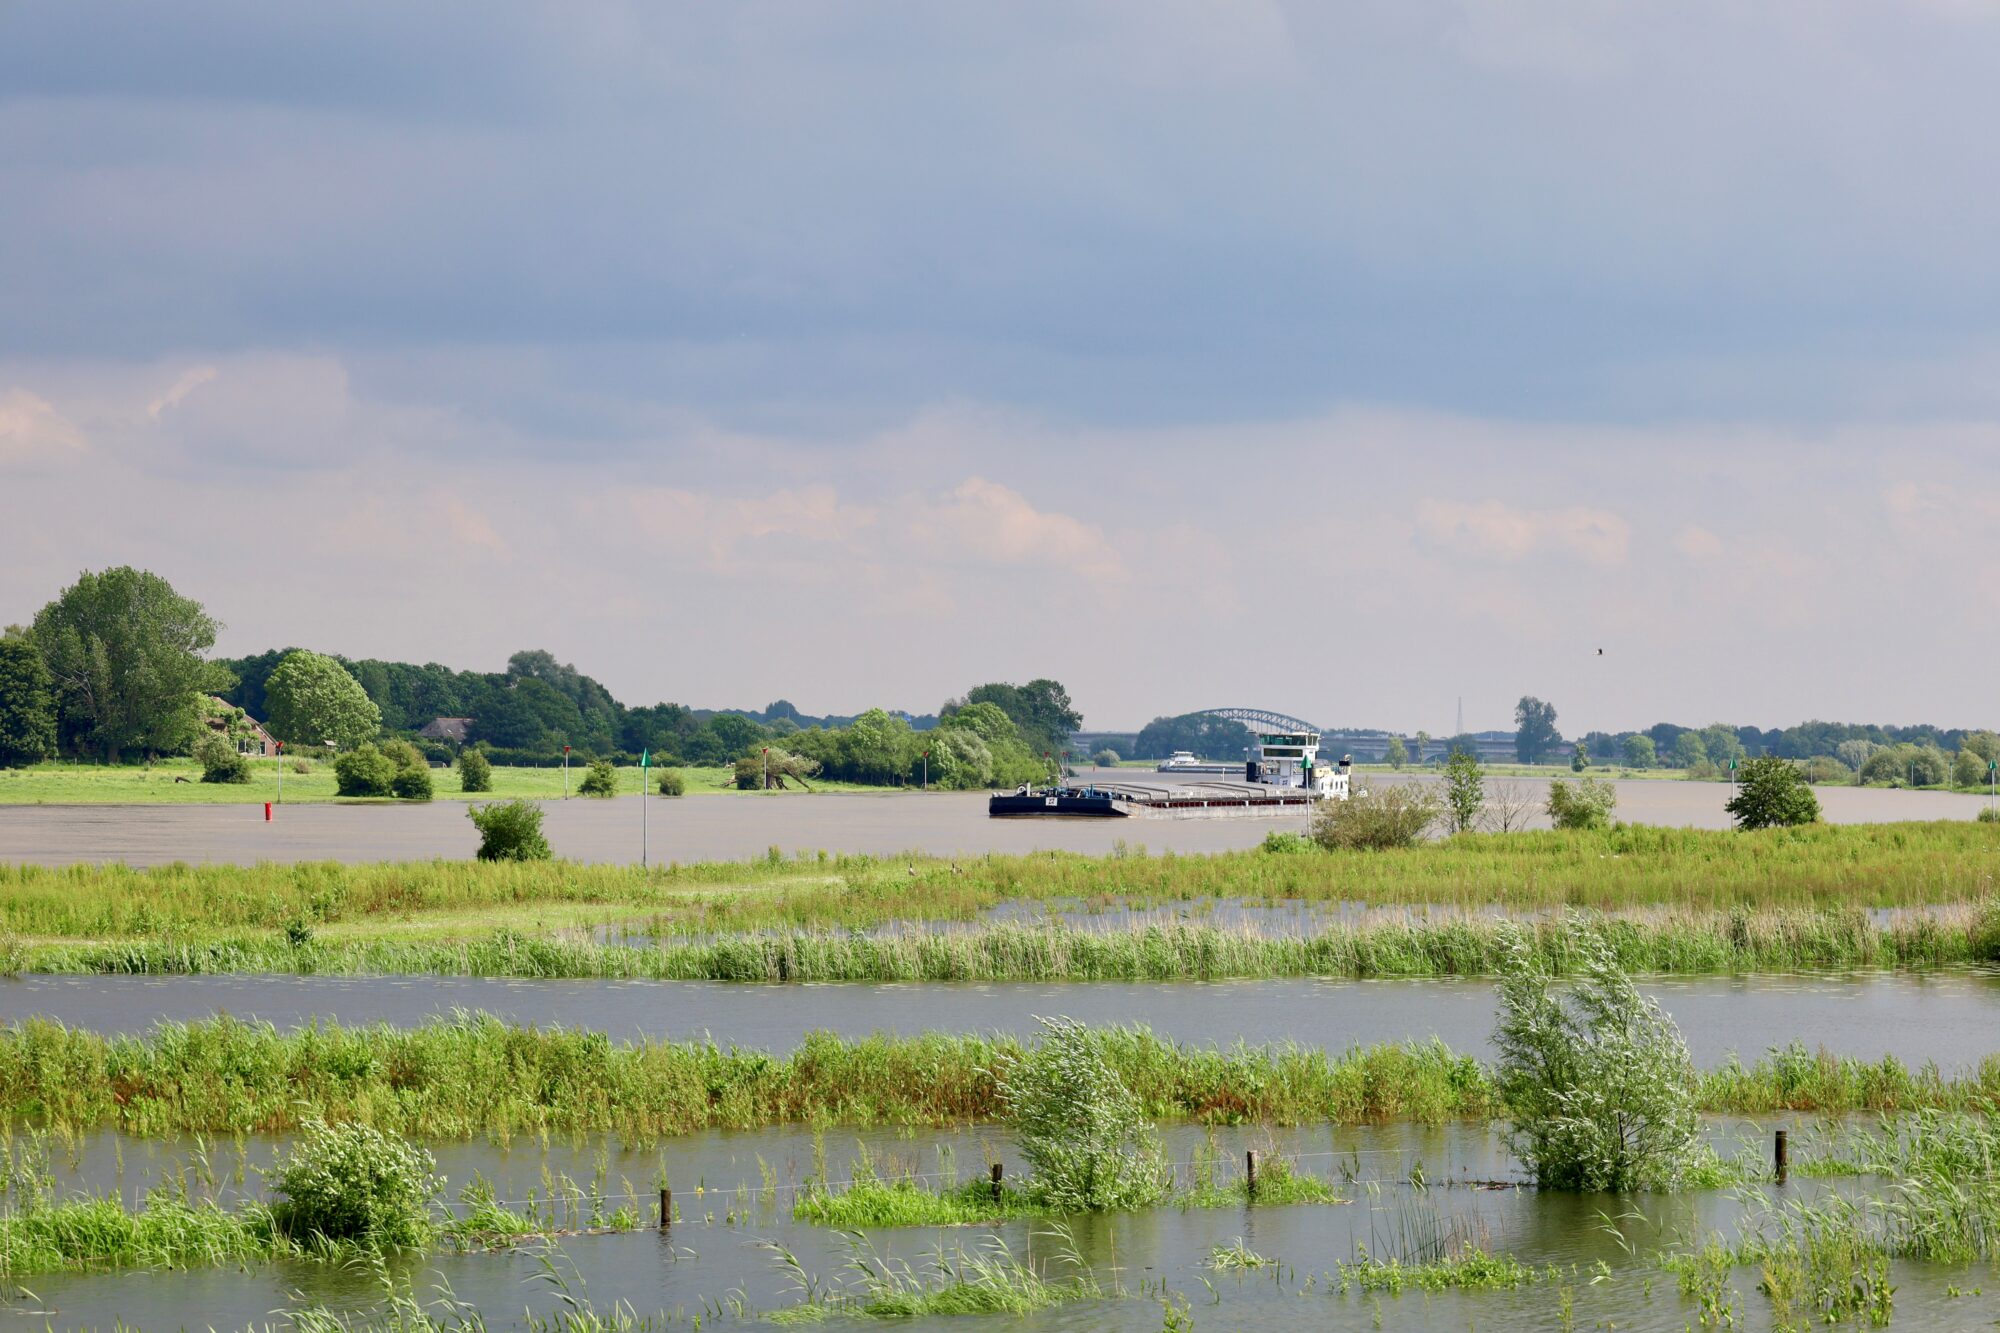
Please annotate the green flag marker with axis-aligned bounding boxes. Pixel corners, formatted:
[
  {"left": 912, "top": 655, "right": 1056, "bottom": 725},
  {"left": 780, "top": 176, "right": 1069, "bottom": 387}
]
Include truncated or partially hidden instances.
[{"left": 641, "top": 748, "right": 650, "bottom": 770}]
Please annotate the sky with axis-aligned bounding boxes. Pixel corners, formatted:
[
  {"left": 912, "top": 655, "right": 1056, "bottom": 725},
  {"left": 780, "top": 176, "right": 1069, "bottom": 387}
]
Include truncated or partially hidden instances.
[{"left": 6, "top": 1, "right": 2000, "bottom": 735}]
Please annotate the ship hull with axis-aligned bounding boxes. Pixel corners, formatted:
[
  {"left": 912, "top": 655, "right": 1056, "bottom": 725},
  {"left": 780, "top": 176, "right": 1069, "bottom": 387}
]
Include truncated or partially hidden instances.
[{"left": 988, "top": 790, "right": 1128, "bottom": 818}]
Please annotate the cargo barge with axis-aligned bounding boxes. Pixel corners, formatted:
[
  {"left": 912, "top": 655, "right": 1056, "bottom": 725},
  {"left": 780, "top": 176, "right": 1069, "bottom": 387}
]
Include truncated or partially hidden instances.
[{"left": 991, "top": 729, "right": 1354, "bottom": 818}]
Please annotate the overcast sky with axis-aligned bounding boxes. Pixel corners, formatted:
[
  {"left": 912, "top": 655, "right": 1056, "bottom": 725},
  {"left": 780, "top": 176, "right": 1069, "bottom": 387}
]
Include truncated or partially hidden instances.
[{"left": 6, "top": 2, "right": 2000, "bottom": 734}]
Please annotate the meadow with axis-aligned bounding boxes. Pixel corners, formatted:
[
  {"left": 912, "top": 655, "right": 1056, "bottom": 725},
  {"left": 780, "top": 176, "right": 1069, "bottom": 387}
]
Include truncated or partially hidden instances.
[
  {"left": 2, "top": 823, "right": 1998, "bottom": 980},
  {"left": 3, "top": 1015, "right": 1997, "bottom": 1140}
]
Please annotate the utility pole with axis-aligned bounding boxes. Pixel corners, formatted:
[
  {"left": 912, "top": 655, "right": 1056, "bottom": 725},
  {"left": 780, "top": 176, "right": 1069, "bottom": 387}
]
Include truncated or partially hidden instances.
[
  {"left": 922, "top": 750, "right": 928, "bottom": 791},
  {"left": 562, "top": 745, "right": 571, "bottom": 799},
  {"left": 762, "top": 747, "right": 768, "bottom": 791}
]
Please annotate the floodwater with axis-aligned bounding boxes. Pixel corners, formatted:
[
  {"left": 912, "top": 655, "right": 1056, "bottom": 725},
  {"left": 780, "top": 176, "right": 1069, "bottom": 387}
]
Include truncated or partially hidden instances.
[
  {"left": 4, "top": 1118, "right": 1991, "bottom": 1330},
  {"left": 6, "top": 970, "right": 1998, "bottom": 1068},
  {"left": 0, "top": 773, "right": 1994, "bottom": 868}
]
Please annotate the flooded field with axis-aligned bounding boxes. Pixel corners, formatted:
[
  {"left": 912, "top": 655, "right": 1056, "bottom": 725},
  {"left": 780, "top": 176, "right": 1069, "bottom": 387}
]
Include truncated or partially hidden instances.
[
  {"left": 6, "top": 969, "right": 1998, "bottom": 1068},
  {"left": 0, "top": 775, "right": 1992, "bottom": 868},
  {"left": 5, "top": 1117, "right": 1992, "bottom": 1332}
]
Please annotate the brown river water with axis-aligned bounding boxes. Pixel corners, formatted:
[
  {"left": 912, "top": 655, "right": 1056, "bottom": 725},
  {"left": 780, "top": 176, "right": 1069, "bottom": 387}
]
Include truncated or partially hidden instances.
[{"left": 0, "top": 772, "right": 1991, "bottom": 868}]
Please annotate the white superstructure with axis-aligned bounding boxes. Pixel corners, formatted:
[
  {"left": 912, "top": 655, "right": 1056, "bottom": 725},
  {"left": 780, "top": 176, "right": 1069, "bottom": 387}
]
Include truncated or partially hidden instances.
[
  {"left": 1248, "top": 730, "right": 1351, "bottom": 799},
  {"left": 1156, "top": 750, "right": 1201, "bottom": 771}
]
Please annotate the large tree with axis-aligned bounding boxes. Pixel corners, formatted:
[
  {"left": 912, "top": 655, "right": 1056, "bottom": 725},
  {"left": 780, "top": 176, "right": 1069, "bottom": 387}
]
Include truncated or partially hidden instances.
[
  {"left": 264, "top": 649, "right": 383, "bottom": 749},
  {"left": 31, "top": 567, "right": 230, "bottom": 760},
  {"left": 1513, "top": 696, "right": 1561, "bottom": 764},
  {"left": 0, "top": 634, "right": 58, "bottom": 767},
  {"left": 966, "top": 678, "right": 1082, "bottom": 755}
]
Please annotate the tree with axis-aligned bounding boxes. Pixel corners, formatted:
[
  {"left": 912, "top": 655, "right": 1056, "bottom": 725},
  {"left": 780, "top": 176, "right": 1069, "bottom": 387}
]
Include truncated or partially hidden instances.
[
  {"left": 468, "top": 799, "right": 552, "bottom": 860},
  {"left": 1725, "top": 757, "right": 1822, "bottom": 829},
  {"left": 1310, "top": 784, "right": 1440, "bottom": 849},
  {"left": 1698, "top": 724, "right": 1746, "bottom": 771},
  {"left": 31, "top": 567, "right": 230, "bottom": 760},
  {"left": 1835, "top": 739, "right": 1879, "bottom": 772},
  {"left": 0, "top": 637, "right": 57, "bottom": 767},
  {"left": 1492, "top": 927, "right": 1702, "bottom": 1192},
  {"left": 457, "top": 748, "right": 492, "bottom": 793},
  {"left": 1514, "top": 696, "right": 1561, "bottom": 765},
  {"left": 1622, "top": 735, "right": 1656, "bottom": 769},
  {"left": 1091, "top": 747, "right": 1121, "bottom": 768},
  {"left": 333, "top": 745, "right": 398, "bottom": 797},
  {"left": 1442, "top": 749, "right": 1485, "bottom": 834},
  {"left": 578, "top": 758, "right": 619, "bottom": 797},
  {"left": 1384, "top": 736, "right": 1408, "bottom": 770},
  {"left": 1129, "top": 712, "right": 1255, "bottom": 762},
  {"left": 1000, "top": 1016, "right": 1166, "bottom": 1213},
  {"left": 1955, "top": 747, "right": 1992, "bottom": 789},
  {"left": 967, "top": 679, "right": 1082, "bottom": 755},
  {"left": 1860, "top": 743, "right": 1948, "bottom": 788},
  {"left": 1485, "top": 779, "right": 1537, "bottom": 832},
  {"left": 1414, "top": 731, "right": 1430, "bottom": 766},
  {"left": 1546, "top": 776, "right": 1617, "bottom": 831},
  {"left": 264, "top": 650, "right": 382, "bottom": 750},
  {"left": 1670, "top": 731, "right": 1707, "bottom": 770},
  {"left": 194, "top": 732, "right": 251, "bottom": 784}
]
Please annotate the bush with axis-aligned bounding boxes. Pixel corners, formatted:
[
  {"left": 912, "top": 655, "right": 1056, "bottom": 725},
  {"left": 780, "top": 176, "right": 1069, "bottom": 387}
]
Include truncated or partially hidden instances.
[
  {"left": 389, "top": 763, "right": 433, "bottom": 801},
  {"left": 1545, "top": 776, "right": 1616, "bottom": 831},
  {"left": 467, "top": 800, "right": 551, "bottom": 861},
  {"left": 657, "top": 768, "right": 685, "bottom": 797},
  {"left": 1726, "top": 757, "right": 1822, "bottom": 830},
  {"left": 457, "top": 748, "right": 492, "bottom": 794},
  {"left": 289, "top": 758, "right": 314, "bottom": 775},
  {"left": 734, "top": 755, "right": 763, "bottom": 790},
  {"left": 333, "top": 744, "right": 397, "bottom": 797},
  {"left": 1310, "top": 784, "right": 1439, "bottom": 850},
  {"left": 1979, "top": 806, "right": 2000, "bottom": 825},
  {"left": 1259, "top": 830, "right": 1313, "bottom": 854},
  {"left": 1492, "top": 926, "right": 1702, "bottom": 1191},
  {"left": 379, "top": 739, "right": 426, "bottom": 772},
  {"left": 194, "top": 734, "right": 251, "bottom": 784},
  {"left": 1000, "top": 1016, "right": 1167, "bottom": 1213},
  {"left": 269, "top": 1119, "right": 440, "bottom": 1249},
  {"left": 1092, "top": 748, "right": 1121, "bottom": 768},
  {"left": 577, "top": 758, "right": 619, "bottom": 797}
]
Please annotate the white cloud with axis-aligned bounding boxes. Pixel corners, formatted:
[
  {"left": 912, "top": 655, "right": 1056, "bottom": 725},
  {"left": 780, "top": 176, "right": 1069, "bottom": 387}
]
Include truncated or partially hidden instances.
[
  {"left": 908, "top": 477, "right": 1126, "bottom": 584},
  {"left": 1416, "top": 498, "right": 1631, "bottom": 565},
  {"left": 0, "top": 389, "right": 87, "bottom": 467},
  {"left": 1672, "top": 525, "right": 1724, "bottom": 560},
  {"left": 147, "top": 365, "right": 218, "bottom": 420}
]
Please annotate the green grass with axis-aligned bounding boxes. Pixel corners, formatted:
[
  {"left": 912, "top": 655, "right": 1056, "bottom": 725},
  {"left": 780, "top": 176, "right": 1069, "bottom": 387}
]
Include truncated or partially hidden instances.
[
  {"left": 0, "top": 758, "right": 902, "bottom": 805},
  {"left": 766, "top": 1227, "right": 1100, "bottom": 1322},
  {"left": 1333, "top": 1248, "right": 1538, "bottom": 1292},
  {"left": 3, "top": 1016, "right": 1998, "bottom": 1142},
  {"left": 6, "top": 823, "right": 2000, "bottom": 979},
  {"left": 9, "top": 903, "right": 1997, "bottom": 981},
  {"left": 0, "top": 1192, "right": 289, "bottom": 1276}
]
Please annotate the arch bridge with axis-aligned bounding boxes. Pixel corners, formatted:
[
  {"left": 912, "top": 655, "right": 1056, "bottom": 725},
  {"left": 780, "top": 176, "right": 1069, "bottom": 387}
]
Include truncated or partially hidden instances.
[{"left": 1195, "top": 707, "right": 1323, "bottom": 734}]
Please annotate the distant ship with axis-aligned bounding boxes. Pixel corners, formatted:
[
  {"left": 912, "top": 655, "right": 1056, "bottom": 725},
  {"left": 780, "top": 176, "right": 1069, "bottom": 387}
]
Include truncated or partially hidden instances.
[
  {"left": 1156, "top": 751, "right": 1201, "bottom": 771},
  {"left": 991, "top": 730, "right": 1353, "bottom": 817}
]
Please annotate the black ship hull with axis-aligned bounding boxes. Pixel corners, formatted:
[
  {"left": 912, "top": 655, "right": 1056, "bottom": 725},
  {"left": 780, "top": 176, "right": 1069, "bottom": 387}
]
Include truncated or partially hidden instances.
[{"left": 988, "top": 789, "right": 1128, "bottom": 818}]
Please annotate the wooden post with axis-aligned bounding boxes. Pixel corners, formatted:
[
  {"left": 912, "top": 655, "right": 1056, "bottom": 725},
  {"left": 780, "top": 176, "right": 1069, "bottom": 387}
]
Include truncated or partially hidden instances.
[
  {"left": 1246, "top": 1150, "right": 1258, "bottom": 1200},
  {"left": 990, "top": 1162, "right": 1004, "bottom": 1201},
  {"left": 659, "top": 1187, "right": 672, "bottom": 1229},
  {"left": 1774, "top": 1130, "right": 1788, "bottom": 1184}
]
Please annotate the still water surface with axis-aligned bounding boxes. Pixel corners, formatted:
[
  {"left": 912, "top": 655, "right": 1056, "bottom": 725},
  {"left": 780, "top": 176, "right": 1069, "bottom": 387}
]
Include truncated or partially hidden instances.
[
  {"left": 0, "top": 775, "right": 1992, "bottom": 868},
  {"left": 5, "top": 970, "right": 1997, "bottom": 1067}
]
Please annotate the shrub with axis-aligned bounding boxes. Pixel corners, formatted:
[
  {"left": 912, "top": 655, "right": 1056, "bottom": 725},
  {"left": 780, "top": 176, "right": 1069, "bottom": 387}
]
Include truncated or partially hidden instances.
[
  {"left": 1310, "top": 784, "right": 1439, "bottom": 850},
  {"left": 269, "top": 1119, "right": 440, "bottom": 1249},
  {"left": 467, "top": 800, "right": 551, "bottom": 861},
  {"left": 457, "top": 748, "right": 492, "bottom": 794},
  {"left": 577, "top": 758, "right": 619, "bottom": 797},
  {"left": 389, "top": 763, "right": 433, "bottom": 801},
  {"left": 333, "top": 745, "right": 397, "bottom": 798},
  {"left": 1259, "top": 830, "right": 1312, "bottom": 854},
  {"left": 380, "top": 739, "right": 426, "bottom": 772},
  {"left": 1092, "top": 748, "right": 1121, "bottom": 768},
  {"left": 734, "top": 755, "right": 763, "bottom": 790},
  {"left": 1980, "top": 806, "right": 2000, "bottom": 825},
  {"left": 1000, "top": 1016, "right": 1167, "bottom": 1213},
  {"left": 657, "top": 768, "right": 685, "bottom": 797},
  {"left": 1726, "top": 757, "right": 1821, "bottom": 830},
  {"left": 289, "top": 758, "right": 314, "bottom": 775},
  {"left": 194, "top": 734, "right": 251, "bottom": 784},
  {"left": 1492, "top": 926, "right": 1702, "bottom": 1191},
  {"left": 1545, "top": 776, "right": 1616, "bottom": 831}
]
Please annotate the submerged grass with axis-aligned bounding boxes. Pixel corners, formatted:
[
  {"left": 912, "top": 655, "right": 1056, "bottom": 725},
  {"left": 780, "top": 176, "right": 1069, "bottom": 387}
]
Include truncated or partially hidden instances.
[
  {"left": 11, "top": 904, "right": 2000, "bottom": 981},
  {"left": 2, "top": 1016, "right": 1998, "bottom": 1141},
  {"left": 6, "top": 820, "right": 2000, "bottom": 954}
]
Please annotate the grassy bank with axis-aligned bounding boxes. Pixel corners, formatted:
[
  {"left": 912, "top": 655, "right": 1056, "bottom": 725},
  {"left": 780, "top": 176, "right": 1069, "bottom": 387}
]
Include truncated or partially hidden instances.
[
  {"left": 0, "top": 759, "right": 899, "bottom": 806},
  {"left": 12, "top": 904, "right": 1998, "bottom": 980},
  {"left": 3, "top": 1016, "right": 1997, "bottom": 1140},
  {"left": 5, "top": 822, "right": 2000, "bottom": 967}
]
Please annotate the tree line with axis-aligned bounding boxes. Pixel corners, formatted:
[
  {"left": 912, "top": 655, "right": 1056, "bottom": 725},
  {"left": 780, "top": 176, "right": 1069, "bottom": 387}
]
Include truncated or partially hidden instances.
[{"left": 0, "top": 567, "right": 1082, "bottom": 790}]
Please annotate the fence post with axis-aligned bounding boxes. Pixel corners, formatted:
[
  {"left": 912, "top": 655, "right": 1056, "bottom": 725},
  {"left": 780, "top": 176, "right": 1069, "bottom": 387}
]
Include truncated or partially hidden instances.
[
  {"left": 1774, "top": 1130, "right": 1788, "bottom": 1185},
  {"left": 659, "top": 1187, "right": 672, "bottom": 1230},
  {"left": 1246, "top": 1150, "right": 1258, "bottom": 1201},
  {"left": 990, "top": 1162, "right": 1004, "bottom": 1201}
]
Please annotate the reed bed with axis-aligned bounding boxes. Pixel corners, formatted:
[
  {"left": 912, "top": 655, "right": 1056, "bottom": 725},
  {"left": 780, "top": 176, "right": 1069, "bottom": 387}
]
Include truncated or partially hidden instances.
[
  {"left": 4, "top": 821, "right": 1999, "bottom": 951},
  {"left": 13, "top": 903, "right": 1998, "bottom": 979},
  {"left": 2, "top": 1016, "right": 1997, "bottom": 1141}
]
